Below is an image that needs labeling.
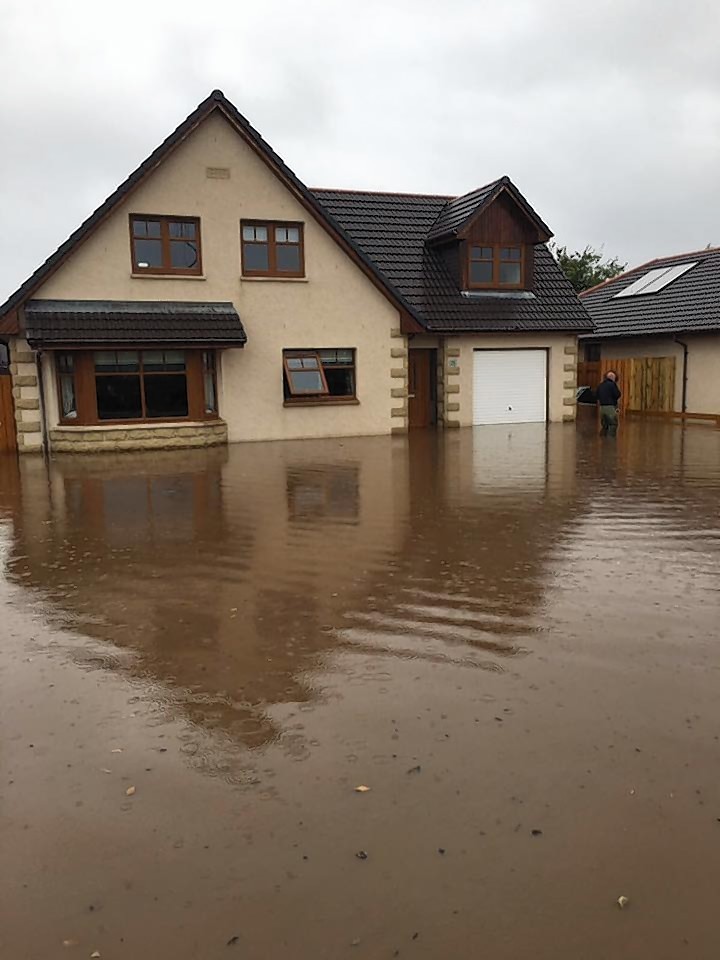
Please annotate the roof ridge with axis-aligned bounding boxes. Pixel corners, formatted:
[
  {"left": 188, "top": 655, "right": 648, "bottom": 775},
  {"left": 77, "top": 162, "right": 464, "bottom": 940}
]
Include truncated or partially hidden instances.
[
  {"left": 311, "top": 186, "right": 454, "bottom": 199},
  {"left": 446, "top": 176, "right": 506, "bottom": 204},
  {"left": 581, "top": 246, "right": 719, "bottom": 297}
]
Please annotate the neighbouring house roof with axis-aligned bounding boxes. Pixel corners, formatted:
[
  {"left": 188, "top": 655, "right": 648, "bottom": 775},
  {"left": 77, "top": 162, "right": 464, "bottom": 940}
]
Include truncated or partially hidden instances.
[
  {"left": 580, "top": 248, "right": 720, "bottom": 339},
  {"left": 312, "top": 189, "right": 592, "bottom": 333},
  {"left": 426, "top": 177, "right": 552, "bottom": 243},
  {"left": 24, "top": 300, "right": 247, "bottom": 347}
]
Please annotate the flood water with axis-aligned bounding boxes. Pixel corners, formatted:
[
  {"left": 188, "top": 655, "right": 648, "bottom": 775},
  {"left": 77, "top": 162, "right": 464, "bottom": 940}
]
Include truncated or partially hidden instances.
[{"left": 2, "top": 421, "right": 720, "bottom": 959}]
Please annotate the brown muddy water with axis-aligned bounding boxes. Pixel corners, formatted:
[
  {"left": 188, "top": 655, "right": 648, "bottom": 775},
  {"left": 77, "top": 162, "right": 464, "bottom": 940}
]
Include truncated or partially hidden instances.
[{"left": 1, "top": 421, "right": 720, "bottom": 959}]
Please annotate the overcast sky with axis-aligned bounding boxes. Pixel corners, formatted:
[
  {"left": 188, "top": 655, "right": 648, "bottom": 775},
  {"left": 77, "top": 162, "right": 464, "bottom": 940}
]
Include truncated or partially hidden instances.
[{"left": 2, "top": 0, "right": 720, "bottom": 301}]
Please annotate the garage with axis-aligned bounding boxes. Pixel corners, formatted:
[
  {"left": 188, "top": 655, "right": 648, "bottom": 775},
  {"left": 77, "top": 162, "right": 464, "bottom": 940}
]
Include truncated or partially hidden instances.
[{"left": 472, "top": 349, "right": 547, "bottom": 424}]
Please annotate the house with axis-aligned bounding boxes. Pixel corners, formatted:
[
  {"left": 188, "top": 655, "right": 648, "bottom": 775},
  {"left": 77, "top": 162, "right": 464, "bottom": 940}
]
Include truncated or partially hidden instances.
[
  {"left": 0, "top": 90, "right": 591, "bottom": 456},
  {"left": 580, "top": 249, "right": 720, "bottom": 417}
]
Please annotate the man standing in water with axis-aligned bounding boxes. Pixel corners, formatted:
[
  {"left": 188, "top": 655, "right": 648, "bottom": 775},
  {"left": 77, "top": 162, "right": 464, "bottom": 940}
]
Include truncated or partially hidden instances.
[{"left": 596, "top": 370, "right": 621, "bottom": 436}]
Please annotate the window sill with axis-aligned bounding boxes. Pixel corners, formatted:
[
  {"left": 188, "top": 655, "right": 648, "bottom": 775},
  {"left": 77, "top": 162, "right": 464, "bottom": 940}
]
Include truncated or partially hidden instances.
[
  {"left": 131, "top": 273, "right": 207, "bottom": 281},
  {"left": 241, "top": 276, "right": 309, "bottom": 283},
  {"left": 284, "top": 398, "right": 359, "bottom": 408},
  {"left": 55, "top": 419, "right": 224, "bottom": 431}
]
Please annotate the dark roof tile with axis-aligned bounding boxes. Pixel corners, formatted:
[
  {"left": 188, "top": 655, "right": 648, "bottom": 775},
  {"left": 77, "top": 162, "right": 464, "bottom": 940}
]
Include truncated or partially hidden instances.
[
  {"left": 312, "top": 189, "right": 592, "bottom": 333},
  {"left": 24, "top": 300, "right": 247, "bottom": 346},
  {"left": 580, "top": 249, "right": 720, "bottom": 339}
]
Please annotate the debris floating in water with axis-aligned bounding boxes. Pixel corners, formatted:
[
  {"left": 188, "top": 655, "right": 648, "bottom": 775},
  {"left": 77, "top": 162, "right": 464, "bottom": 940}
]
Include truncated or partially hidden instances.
[
  {"left": 354, "top": 785, "right": 371, "bottom": 793},
  {"left": 125, "top": 786, "right": 136, "bottom": 797},
  {"left": 356, "top": 850, "right": 368, "bottom": 860},
  {"left": 617, "top": 895, "right": 630, "bottom": 909}
]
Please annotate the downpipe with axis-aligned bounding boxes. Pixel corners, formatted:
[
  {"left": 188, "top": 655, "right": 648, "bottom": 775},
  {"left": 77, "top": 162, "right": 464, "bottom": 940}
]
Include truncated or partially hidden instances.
[{"left": 674, "top": 337, "right": 688, "bottom": 413}]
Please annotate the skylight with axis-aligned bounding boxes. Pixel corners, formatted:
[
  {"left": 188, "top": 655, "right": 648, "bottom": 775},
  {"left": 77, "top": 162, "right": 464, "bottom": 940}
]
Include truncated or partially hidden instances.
[{"left": 613, "top": 261, "right": 697, "bottom": 298}]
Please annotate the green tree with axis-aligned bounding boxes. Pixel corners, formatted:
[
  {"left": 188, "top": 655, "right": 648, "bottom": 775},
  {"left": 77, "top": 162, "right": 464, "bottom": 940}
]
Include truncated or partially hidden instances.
[{"left": 551, "top": 243, "right": 627, "bottom": 293}]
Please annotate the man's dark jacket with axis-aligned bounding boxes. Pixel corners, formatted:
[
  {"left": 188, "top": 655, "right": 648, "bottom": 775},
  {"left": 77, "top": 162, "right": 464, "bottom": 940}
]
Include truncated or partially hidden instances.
[{"left": 596, "top": 378, "right": 621, "bottom": 407}]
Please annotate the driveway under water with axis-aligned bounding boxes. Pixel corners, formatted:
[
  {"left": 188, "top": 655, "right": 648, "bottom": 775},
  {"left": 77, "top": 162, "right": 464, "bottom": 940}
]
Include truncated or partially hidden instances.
[{"left": 1, "top": 421, "right": 720, "bottom": 959}]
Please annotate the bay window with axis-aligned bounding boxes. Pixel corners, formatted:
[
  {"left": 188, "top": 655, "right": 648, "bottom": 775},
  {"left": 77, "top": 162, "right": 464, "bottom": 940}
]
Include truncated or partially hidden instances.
[{"left": 55, "top": 349, "right": 220, "bottom": 424}]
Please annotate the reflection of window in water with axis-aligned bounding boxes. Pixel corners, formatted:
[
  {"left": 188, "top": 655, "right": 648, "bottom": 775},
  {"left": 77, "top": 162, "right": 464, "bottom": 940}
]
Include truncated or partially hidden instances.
[
  {"left": 64, "top": 473, "right": 221, "bottom": 545},
  {"left": 287, "top": 465, "right": 360, "bottom": 522}
]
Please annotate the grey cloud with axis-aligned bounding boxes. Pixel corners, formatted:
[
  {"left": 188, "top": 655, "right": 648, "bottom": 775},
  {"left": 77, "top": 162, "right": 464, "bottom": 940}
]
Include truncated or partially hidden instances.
[{"left": 2, "top": 0, "right": 720, "bottom": 301}]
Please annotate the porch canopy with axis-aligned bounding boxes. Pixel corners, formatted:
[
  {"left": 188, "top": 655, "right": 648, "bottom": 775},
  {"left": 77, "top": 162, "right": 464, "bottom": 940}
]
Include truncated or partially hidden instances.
[{"left": 23, "top": 299, "right": 247, "bottom": 348}]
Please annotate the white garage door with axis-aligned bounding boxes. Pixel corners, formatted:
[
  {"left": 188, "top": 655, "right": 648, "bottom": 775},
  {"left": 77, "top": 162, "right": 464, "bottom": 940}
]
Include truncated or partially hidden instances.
[{"left": 472, "top": 350, "right": 547, "bottom": 424}]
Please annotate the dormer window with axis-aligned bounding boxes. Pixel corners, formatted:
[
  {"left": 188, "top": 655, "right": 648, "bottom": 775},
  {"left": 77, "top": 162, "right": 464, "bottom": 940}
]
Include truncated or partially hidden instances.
[{"left": 468, "top": 244, "right": 523, "bottom": 289}]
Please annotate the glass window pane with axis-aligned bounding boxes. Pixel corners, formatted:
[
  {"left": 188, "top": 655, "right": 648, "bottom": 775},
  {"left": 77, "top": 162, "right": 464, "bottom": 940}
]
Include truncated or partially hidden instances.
[
  {"left": 163, "top": 350, "right": 186, "bottom": 371},
  {"left": 499, "top": 262, "right": 522, "bottom": 284},
  {"left": 170, "top": 240, "right": 199, "bottom": 269},
  {"left": 142, "top": 350, "right": 164, "bottom": 371},
  {"left": 319, "top": 349, "right": 354, "bottom": 365},
  {"left": 286, "top": 227, "right": 300, "bottom": 243},
  {"left": 134, "top": 238, "right": 163, "bottom": 268},
  {"left": 202, "top": 350, "right": 216, "bottom": 372},
  {"left": 169, "top": 221, "right": 196, "bottom": 239},
  {"left": 133, "top": 219, "right": 161, "bottom": 238},
  {"left": 242, "top": 225, "right": 267, "bottom": 242},
  {"left": 470, "top": 261, "right": 494, "bottom": 284},
  {"left": 117, "top": 351, "right": 140, "bottom": 371},
  {"left": 60, "top": 374, "right": 77, "bottom": 418},
  {"left": 471, "top": 246, "right": 493, "bottom": 259},
  {"left": 144, "top": 374, "right": 188, "bottom": 418},
  {"left": 94, "top": 351, "right": 118, "bottom": 372},
  {"left": 57, "top": 353, "right": 74, "bottom": 373},
  {"left": 325, "top": 367, "right": 354, "bottom": 397},
  {"left": 286, "top": 356, "right": 319, "bottom": 370},
  {"left": 288, "top": 370, "right": 325, "bottom": 393},
  {"left": 204, "top": 369, "right": 217, "bottom": 414},
  {"left": 501, "top": 247, "right": 521, "bottom": 260},
  {"left": 96, "top": 375, "right": 142, "bottom": 420},
  {"left": 276, "top": 244, "right": 301, "bottom": 272},
  {"left": 243, "top": 243, "right": 269, "bottom": 272},
  {"left": 275, "top": 227, "right": 288, "bottom": 243}
]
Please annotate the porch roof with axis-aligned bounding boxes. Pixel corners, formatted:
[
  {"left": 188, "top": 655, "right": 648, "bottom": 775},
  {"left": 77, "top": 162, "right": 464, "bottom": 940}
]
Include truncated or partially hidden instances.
[{"left": 23, "top": 299, "right": 247, "bottom": 348}]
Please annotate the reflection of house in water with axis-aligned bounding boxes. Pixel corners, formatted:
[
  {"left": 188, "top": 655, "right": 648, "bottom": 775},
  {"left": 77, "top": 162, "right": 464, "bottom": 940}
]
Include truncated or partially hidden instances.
[
  {"left": 6, "top": 426, "right": 673, "bottom": 753},
  {"left": 286, "top": 465, "right": 360, "bottom": 524},
  {"left": 333, "top": 426, "right": 586, "bottom": 667},
  {"left": 2, "top": 439, "right": 410, "bottom": 750}
]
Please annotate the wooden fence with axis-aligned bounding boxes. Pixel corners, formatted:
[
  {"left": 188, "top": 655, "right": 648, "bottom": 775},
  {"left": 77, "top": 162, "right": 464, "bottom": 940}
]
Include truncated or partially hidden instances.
[{"left": 577, "top": 357, "right": 676, "bottom": 414}]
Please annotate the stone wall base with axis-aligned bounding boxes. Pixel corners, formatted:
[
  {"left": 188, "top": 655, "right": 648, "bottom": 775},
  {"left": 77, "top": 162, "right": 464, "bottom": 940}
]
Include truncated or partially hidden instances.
[{"left": 49, "top": 420, "right": 228, "bottom": 453}]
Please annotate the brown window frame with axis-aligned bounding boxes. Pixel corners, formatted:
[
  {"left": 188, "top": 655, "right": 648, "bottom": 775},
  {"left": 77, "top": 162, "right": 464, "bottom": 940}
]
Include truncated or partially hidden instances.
[
  {"left": 241, "top": 220, "right": 305, "bottom": 278},
  {"left": 467, "top": 243, "right": 524, "bottom": 290},
  {"left": 283, "top": 349, "right": 357, "bottom": 405},
  {"left": 54, "top": 349, "right": 220, "bottom": 426},
  {"left": 129, "top": 215, "right": 203, "bottom": 276}
]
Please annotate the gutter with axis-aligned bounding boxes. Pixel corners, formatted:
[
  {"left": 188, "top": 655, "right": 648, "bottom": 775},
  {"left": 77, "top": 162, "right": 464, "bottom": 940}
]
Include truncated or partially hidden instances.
[{"left": 674, "top": 337, "right": 689, "bottom": 412}]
